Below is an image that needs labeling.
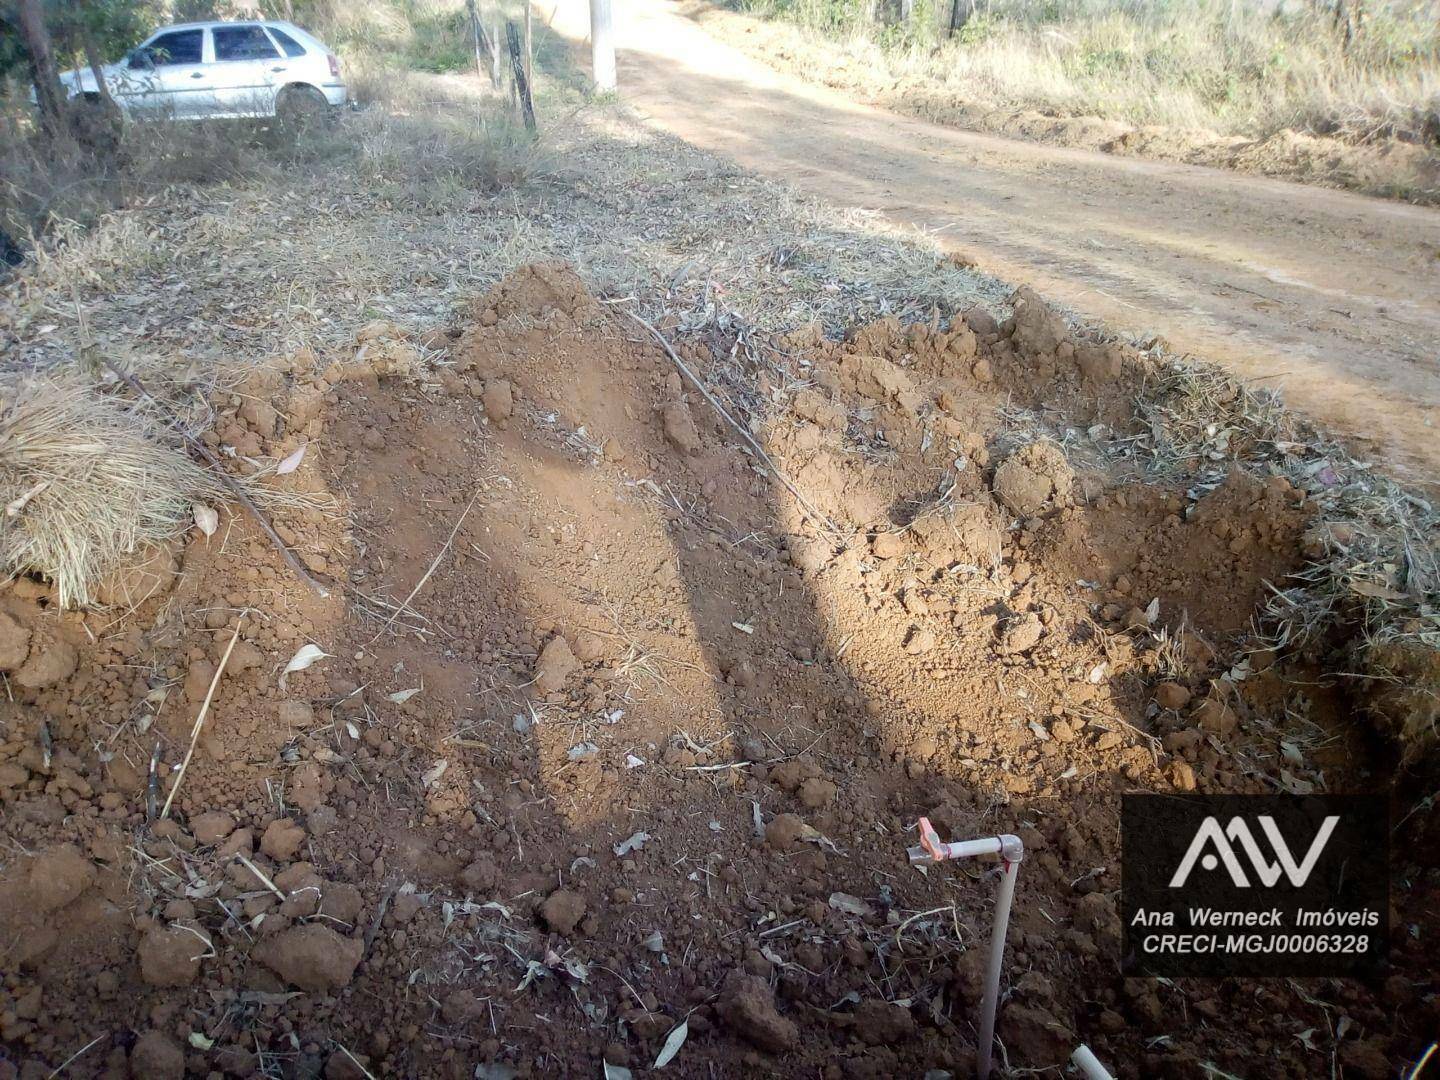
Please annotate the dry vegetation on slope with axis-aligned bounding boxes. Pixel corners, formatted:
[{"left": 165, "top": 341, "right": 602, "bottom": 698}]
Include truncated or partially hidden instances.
[{"left": 698, "top": 0, "right": 1440, "bottom": 199}]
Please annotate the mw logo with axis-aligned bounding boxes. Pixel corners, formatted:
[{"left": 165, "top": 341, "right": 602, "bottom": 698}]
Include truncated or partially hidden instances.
[{"left": 1169, "top": 815, "right": 1341, "bottom": 888}]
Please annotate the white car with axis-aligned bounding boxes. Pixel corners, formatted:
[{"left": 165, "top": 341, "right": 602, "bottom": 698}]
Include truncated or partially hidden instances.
[{"left": 57, "top": 20, "right": 347, "bottom": 122}]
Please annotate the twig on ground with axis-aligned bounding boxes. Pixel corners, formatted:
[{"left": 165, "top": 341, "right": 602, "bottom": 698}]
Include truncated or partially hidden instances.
[
  {"left": 367, "top": 488, "right": 482, "bottom": 644},
  {"left": 160, "top": 613, "right": 246, "bottom": 820},
  {"left": 46, "top": 1034, "right": 106, "bottom": 1079},
  {"left": 232, "top": 850, "right": 287, "bottom": 902},
  {"left": 607, "top": 303, "right": 846, "bottom": 545},
  {"left": 335, "top": 1044, "right": 379, "bottom": 1080}
]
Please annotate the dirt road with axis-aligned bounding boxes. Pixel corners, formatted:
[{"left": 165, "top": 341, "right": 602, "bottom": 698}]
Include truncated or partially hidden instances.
[{"left": 550, "top": 0, "right": 1440, "bottom": 485}]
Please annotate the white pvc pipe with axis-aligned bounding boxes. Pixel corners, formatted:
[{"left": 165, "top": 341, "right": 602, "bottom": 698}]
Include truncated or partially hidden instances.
[
  {"left": 1072, "top": 1044, "right": 1116, "bottom": 1080},
  {"left": 908, "top": 818, "right": 1024, "bottom": 1080}
]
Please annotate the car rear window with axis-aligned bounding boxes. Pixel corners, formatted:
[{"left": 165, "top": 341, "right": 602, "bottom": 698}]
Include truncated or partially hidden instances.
[
  {"left": 148, "top": 29, "right": 203, "bottom": 66},
  {"left": 213, "top": 25, "right": 280, "bottom": 61},
  {"left": 266, "top": 27, "right": 308, "bottom": 58}
]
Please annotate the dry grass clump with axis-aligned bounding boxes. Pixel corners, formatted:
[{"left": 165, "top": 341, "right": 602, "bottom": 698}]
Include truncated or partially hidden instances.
[
  {"left": 1131, "top": 354, "right": 1439, "bottom": 756},
  {"left": 350, "top": 105, "right": 545, "bottom": 208},
  {"left": 1135, "top": 363, "right": 1298, "bottom": 474},
  {"left": 0, "top": 88, "right": 277, "bottom": 243},
  {"left": 0, "top": 377, "right": 225, "bottom": 609}
]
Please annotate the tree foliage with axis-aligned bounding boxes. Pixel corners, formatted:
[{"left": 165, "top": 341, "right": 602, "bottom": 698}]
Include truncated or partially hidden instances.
[{"left": 2, "top": 0, "right": 161, "bottom": 82}]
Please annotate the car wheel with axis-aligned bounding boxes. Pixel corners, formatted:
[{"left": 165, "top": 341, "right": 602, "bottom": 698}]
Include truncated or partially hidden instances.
[{"left": 275, "top": 85, "right": 329, "bottom": 137}]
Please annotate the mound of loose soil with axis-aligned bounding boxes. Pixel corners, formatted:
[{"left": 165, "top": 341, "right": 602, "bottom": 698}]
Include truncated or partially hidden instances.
[{"left": 0, "top": 264, "right": 1433, "bottom": 1078}]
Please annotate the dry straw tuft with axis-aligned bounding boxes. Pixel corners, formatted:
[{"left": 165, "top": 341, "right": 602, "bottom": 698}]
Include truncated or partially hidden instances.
[
  {"left": 1131, "top": 355, "right": 1440, "bottom": 757},
  {"left": 0, "top": 378, "right": 224, "bottom": 608}
]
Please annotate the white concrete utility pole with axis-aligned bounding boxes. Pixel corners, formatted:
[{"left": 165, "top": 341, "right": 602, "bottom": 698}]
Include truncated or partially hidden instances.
[{"left": 590, "top": 0, "right": 616, "bottom": 92}]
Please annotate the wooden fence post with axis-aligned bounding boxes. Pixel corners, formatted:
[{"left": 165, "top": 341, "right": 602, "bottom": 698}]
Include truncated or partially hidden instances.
[
  {"left": 523, "top": 1, "right": 534, "bottom": 94},
  {"left": 506, "top": 21, "right": 537, "bottom": 133},
  {"left": 466, "top": 0, "right": 502, "bottom": 88}
]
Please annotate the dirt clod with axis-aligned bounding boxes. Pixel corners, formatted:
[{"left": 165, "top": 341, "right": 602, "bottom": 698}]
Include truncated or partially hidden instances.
[
  {"left": 1155, "top": 682, "right": 1192, "bottom": 710},
  {"left": 254, "top": 924, "right": 363, "bottom": 991},
  {"left": 765, "top": 812, "right": 805, "bottom": 851},
  {"left": 719, "top": 972, "right": 798, "bottom": 1052},
  {"left": 138, "top": 926, "right": 204, "bottom": 987},
  {"left": 14, "top": 638, "right": 77, "bottom": 689},
  {"left": 852, "top": 999, "right": 916, "bottom": 1045},
  {"left": 190, "top": 811, "right": 235, "bottom": 845},
  {"left": 130, "top": 1030, "right": 185, "bottom": 1080},
  {"left": 660, "top": 400, "right": 701, "bottom": 453},
  {"left": 992, "top": 442, "right": 1072, "bottom": 517},
  {"left": 260, "top": 817, "right": 306, "bottom": 861},
  {"left": 0, "top": 612, "right": 31, "bottom": 670},
  {"left": 539, "top": 889, "right": 586, "bottom": 935},
  {"left": 533, "top": 635, "right": 580, "bottom": 695},
  {"left": 483, "top": 379, "right": 514, "bottom": 424},
  {"left": 28, "top": 845, "right": 94, "bottom": 911}
]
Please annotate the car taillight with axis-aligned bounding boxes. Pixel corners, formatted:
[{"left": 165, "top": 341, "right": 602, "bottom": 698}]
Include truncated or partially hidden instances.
[{"left": 327, "top": 54, "right": 340, "bottom": 78}]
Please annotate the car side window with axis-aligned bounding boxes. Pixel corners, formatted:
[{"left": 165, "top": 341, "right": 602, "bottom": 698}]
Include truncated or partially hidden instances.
[
  {"left": 146, "top": 29, "right": 204, "bottom": 66},
  {"left": 213, "top": 25, "right": 281, "bottom": 62},
  {"left": 266, "top": 27, "right": 308, "bottom": 58}
]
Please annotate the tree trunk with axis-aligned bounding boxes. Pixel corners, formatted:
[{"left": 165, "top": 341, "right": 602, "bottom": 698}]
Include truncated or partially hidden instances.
[
  {"left": 948, "top": 0, "right": 975, "bottom": 36},
  {"left": 16, "top": 0, "right": 70, "bottom": 141},
  {"left": 78, "top": 25, "right": 123, "bottom": 156},
  {"left": 80, "top": 28, "right": 118, "bottom": 110}
]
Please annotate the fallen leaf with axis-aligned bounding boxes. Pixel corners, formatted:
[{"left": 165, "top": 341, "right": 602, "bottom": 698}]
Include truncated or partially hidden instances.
[
  {"left": 1350, "top": 579, "right": 1407, "bottom": 601},
  {"left": 279, "top": 643, "right": 328, "bottom": 689},
  {"left": 514, "top": 959, "right": 549, "bottom": 992},
  {"left": 653, "top": 1019, "right": 689, "bottom": 1069},
  {"left": 613, "top": 831, "right": 651, "bottom": 857},
  {"left": 1279, "top": 769, "right": 1316, "bottom": 795},
  {"left": 188, "top": 1032, "right": 215, "bottom": 1050},
  {"left": 388, "top": 687, "right": 422, "bottom": 704},
  {"left": 421, "top": 759, "right": 449, "bottom": 787},
  {"left": 567, "top": 742, "right": 600, "bottom": 762},
  {"left": 275, "top": 443, "right": 308, "bottom": 475},
  {"left": 799, "top": 824, "right": 847, "bottom": 856},
  {"left": 828, "top": 892, "right": 875, "bottom": 917},
  {"left": 193, "top": 503, "right": 219, "bottom": 537}
]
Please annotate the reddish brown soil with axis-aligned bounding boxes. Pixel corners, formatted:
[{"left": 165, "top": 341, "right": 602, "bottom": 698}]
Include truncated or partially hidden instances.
[{"left": 0, "top": 265, "right": 1434, "bottom": 1079}]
